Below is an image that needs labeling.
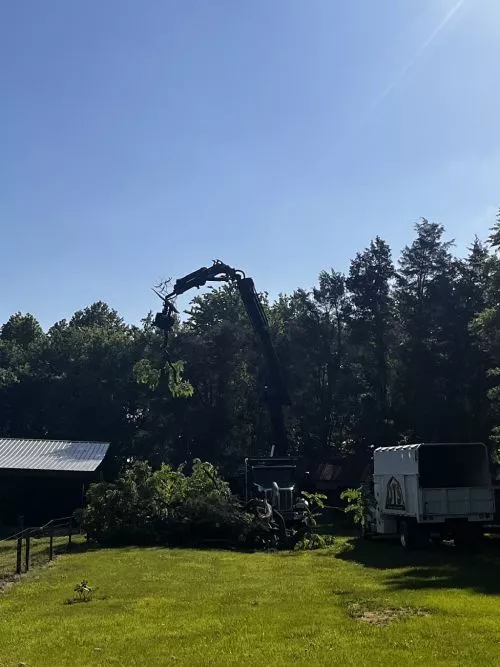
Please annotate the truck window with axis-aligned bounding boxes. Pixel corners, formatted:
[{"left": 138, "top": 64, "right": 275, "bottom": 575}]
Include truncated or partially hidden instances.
[{"left": 419, "top": 445, "right": 489, "bottom": 488}]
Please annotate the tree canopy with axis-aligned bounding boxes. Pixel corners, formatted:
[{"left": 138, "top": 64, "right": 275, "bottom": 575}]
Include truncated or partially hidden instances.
[{"left": 2, "top": 215, "right": 500, "bottom": 472}]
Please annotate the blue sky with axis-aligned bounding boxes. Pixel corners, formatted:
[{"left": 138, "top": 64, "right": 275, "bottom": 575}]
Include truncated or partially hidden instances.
[{"left": 1, "top": 0, "right": 499, "bottom": 328}]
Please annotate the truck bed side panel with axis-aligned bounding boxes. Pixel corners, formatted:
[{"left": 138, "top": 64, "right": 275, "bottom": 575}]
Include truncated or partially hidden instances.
[{"left": 422, "top": 487, "right": 495, "bottom": 516}]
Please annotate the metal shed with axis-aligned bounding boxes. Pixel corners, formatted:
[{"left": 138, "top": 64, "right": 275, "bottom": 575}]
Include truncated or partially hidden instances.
[
  {"left": 0, "top": 438, "right": 110, "bottom": 529},
  {"left": 0, "top": 438, "right": 109, "bottom": 472}
]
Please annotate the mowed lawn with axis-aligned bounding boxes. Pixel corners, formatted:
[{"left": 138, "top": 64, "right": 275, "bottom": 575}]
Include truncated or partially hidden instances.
[{"left": 1, "top": 536, "right": 500, "bottom": 666}]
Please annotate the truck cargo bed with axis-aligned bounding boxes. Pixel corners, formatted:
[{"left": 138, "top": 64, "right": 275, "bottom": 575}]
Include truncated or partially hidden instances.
[{"left": 422, "top": 487, "right": 494, "bottom": 518}]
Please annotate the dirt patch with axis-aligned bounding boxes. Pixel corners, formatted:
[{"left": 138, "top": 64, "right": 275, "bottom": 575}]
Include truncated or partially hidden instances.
[{"left": 347, "top": 602, "right": 429, "bottom": 627}]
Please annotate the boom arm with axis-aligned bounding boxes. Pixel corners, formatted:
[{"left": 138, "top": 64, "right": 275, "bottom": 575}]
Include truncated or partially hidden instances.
[{"left": 154, "top": 260, "right": 290, "bottom": 457}]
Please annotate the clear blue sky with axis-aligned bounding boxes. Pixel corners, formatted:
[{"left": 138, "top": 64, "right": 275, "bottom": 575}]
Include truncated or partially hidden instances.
[{"left": 1, "top": 0, "right": 499, "bottom": 328}]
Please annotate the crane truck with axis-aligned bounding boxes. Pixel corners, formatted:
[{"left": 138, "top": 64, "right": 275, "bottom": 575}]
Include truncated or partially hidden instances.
[{"left": 153, "top": 260, "right": 309, "bottom": 539}]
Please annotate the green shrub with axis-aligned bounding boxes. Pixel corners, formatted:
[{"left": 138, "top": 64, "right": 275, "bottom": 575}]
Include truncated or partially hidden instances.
[
  {"left": 340, "top": 487, "right": 368, "bottom": 527},
  {"left": 294, "top": 533, "right": 335, "bottom": 551},
  {"left": 300, "top": 491, "right": 327, "bottom": 528},
  {"left": 80, "top": 459, "right": 253, "bottom": 546}
]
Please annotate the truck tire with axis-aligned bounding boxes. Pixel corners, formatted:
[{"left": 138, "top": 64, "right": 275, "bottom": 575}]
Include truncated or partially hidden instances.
[
  {"left": 400, "top": 520, "right": 428, "bottom": 549},
  {"left": 399, "top": 520, "right": 414, "bottom": 549}
]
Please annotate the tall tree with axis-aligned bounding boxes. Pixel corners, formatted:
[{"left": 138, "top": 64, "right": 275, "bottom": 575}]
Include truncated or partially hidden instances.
[
  {"left": 175, "top": 285, "right": 263, "bottom": 467},
  {"left": 69, "top": 301, "right": 126, "bottom": 330},
  {"left": 394, "top": 219, "right": 456, "bottom": 441},
  {"left": 0, "top": 313, "right": 47, "bottom": 437},
  {"left": 1, "top": 312, "right": 43, "bottom": 347},
  {"left": 347, "top": 237, "right": 395, "bottom": 445},
  {"left": 470, "top": 211, "right": 500, "bottom": 457},
  {"left": 452, "top": 238, "right": 496, "bottom": 443}
]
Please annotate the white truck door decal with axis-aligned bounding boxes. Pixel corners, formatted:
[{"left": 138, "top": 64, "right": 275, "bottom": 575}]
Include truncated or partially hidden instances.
[{"left": 386, "top": 476, "right": 405, "bottom": 510}]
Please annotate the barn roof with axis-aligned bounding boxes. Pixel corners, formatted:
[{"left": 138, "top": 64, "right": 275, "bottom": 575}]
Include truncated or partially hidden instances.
[{"left": 0, "top": 438, "right": 110, "bottom": 472}]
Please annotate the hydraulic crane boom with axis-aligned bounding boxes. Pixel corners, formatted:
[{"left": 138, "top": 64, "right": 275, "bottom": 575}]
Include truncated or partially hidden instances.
[{"left": 154, "top": 260, "right": 290, "bottom": 457}]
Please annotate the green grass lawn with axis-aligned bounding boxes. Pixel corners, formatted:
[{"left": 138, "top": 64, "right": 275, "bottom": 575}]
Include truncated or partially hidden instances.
[{"left": 1, "top": 536, "right": 500, "bottom": 666}]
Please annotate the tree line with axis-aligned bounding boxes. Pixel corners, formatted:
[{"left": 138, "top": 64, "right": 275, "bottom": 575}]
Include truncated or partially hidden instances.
[{"left": 2, "top": 217, "right": 500, "bottom": 475}]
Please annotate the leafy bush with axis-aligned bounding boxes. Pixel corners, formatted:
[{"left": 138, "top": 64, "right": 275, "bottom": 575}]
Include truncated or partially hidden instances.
[
  {"left": 80, "top": 460, "right": 161, "bottom": 544},
  {"left": 294, "top": 533, "right": 335, "bottom": 551},
  {"left": 80, "top": 459, "right": 253, "bottom": 546},
  {"left": 340, "top": 487, "right": 368, "bottom": 527},
  {"left": 301, "top": 491, "right": 327, "bottom": 527},
  {"left": 287, "top": 492, "right": 333, "bottom": 551}
]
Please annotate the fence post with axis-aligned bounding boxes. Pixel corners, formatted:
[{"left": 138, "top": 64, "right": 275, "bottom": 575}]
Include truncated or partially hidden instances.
[
  {"left": 25, "top": 534, "right": 30, "bottom": 572},
  {"left": 49, "top": 530, "right": 54, "bottom": 561},
  {"left": 16, "top": 537, "right": 22, "bottom": 575},
  {"left": 67, "top": 518, "right": 73, "bottom": 553},
  {"left": 16, "top": 515, "right": 24, "bottom": 575}
]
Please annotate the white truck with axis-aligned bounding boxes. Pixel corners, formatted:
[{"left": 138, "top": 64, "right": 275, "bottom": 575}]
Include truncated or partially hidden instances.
[{"left": 364, "top": 442, "right": 495, "bottom": 548}]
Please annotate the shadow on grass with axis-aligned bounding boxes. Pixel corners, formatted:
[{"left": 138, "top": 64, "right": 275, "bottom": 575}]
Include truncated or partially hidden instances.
[
  {"left": 81, "top": 538, "right": 251, "bottom": 554},
  {"left": 335, "top": 535, "right": 500, "bottom": 595}
]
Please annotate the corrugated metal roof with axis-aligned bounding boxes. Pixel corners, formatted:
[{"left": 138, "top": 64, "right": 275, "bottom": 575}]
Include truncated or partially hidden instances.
[
  {"left": 375, "top": 442, "right": 486, "bottom": 454},
  {"left": 0, "top": 438, "right": 110, "bottom": 472},
  {"left": 374, "top": 444, "right": 421, "bottom": 454}
]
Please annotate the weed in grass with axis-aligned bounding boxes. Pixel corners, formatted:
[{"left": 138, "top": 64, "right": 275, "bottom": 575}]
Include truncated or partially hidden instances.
[{"left": 65, "top": 579, "right": 93, "bottom": 605}]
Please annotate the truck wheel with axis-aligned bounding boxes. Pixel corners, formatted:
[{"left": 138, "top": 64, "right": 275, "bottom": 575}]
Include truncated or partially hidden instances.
[
  {"left": 399, "top": 520, "right": 428, "bottom": 549},
  {"left": 399, "top": 520, "right": 414, "bottom": 549}
]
